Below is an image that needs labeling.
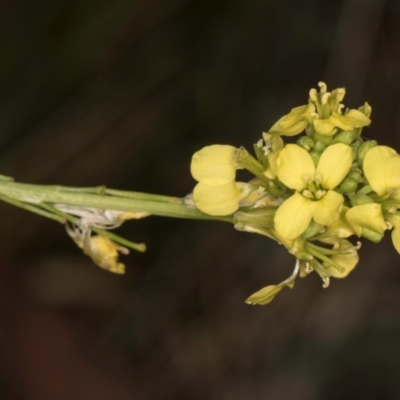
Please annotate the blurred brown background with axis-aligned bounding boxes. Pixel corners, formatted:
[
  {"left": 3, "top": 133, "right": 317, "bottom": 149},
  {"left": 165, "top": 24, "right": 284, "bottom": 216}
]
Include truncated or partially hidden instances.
[{"left": 0, "top": 0, "right": 400, "bottom": 399}]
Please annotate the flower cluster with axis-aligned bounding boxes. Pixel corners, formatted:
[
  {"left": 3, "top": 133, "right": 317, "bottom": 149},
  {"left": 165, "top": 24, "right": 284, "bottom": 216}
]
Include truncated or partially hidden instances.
[{"left": 190, "top": 82, "right": 400, "bottom": 305}]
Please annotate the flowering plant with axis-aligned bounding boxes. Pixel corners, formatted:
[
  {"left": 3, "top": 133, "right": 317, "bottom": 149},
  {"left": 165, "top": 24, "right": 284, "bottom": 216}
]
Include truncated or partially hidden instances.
[{"left": 1, "top": 82, "right": 399, "bottom": 305}]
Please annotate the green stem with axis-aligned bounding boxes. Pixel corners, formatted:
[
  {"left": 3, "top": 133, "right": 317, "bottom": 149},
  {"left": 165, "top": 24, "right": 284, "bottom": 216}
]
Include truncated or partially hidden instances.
[
  {"left": 0, "top": 193, "right": 66, "bottom": 223},
  {"left": 0, "top": 181, "right": 234, "bottom": 223},
  {"left": 105, "top": 188, "right": 180, "bottom": 204}
]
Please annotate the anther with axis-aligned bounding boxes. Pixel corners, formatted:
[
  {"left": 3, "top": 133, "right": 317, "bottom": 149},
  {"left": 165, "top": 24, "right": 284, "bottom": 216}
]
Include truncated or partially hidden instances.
[
  {"left": 322, "top": 277, "right": 330, "bottom": 288},
  {"left": 318, "top": 82, "right": 327, "bottom": 93},
  {"left": 321, "top": 92, "right": 330, "bottom": 105},
  {"left": 303, "top": 175, "right": 311, "bottom": 183},
  {"left": 304, "top": 263, "right": 313, "bottom": 274}
]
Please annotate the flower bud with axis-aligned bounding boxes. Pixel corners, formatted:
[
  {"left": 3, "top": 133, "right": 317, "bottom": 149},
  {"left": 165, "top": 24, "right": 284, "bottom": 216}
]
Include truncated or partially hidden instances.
[
  {"left": 314, "top": 132, "right": 332, "bottom": 145},
  {"left": 314, "top": 141, "right": 327, "bottom": 153},
  {"left": 310, "top": 150, "right": 321, "bottom": 166},
  {"left": 268, "top": 181, "right": 285, "bottom": 197},
  {"left": 296, "top": 136, "right": 315, "bottom": 151},
  {"left": 357, "top": 140, "right": 378, "bottom": 165},
  {"left": 351, "top": 194, "right": 374, "bottom": 206},
  {"left": 339, "top": 177, "right": 358, "bottom": 194},
  {"left": 347, "top": 169, "right": 363, "bottom": 183},
  {"left": 331, "top": 130, "right": 356, "bottom": 145},
  {"left": 301, "top": 220, "right": 322, "bottom": 239}
]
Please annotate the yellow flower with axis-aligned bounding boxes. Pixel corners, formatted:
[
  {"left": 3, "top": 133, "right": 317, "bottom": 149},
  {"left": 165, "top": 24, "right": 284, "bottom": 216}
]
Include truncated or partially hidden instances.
[
  {"left": 268, "top": 104, "right": 316, "bottom": 136},
  {"left": 191, "top": 145, "right": 244, "bottom": 215},
  {"left": 307, "top": 82, "right": 371, "bottom": 136},
  {"left": 274, "top": 143, "right": 352, "bottom": 239}
]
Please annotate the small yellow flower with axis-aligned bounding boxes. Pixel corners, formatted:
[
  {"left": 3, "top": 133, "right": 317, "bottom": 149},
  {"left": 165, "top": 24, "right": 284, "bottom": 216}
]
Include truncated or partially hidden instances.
[
  {"left": 274, "top": 143, "right": 352, "bottom": 239},
  {"left": 191, "top": 145, "right": 245, "bottom": 215},
  {"left": 308, "top": 82, "right": 371, "bottom": 136}
]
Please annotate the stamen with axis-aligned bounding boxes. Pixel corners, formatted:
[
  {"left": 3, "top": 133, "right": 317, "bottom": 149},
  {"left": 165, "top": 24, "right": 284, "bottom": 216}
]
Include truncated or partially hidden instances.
[
  {"left": 315, "top": 173, "right": 322, "bottom": 184},
  {"left": 336, "top": 88, "right": 346, "bottom": 103},
  {"left": 309, "top": 89, "right": 318, "bottom": 102},
  {"left": 321, "top": 92, "right": 330, "bottom": 105},
  {"left": 318, "top": 82, "right": 327, "bottom": 94},
  {"left": 303, "top": 175, "right": 311, "bottom": 183},
  {"left": 356, "top": 241, "right": 362, "bottom": 250},
  {"left": 322, "top": 277, "right": 330, "bottom": 288},
  {"left": 304, "top": 263, "right": 313, "bottom": 274},
  {"left": 256, "top": 139, "right": 264, "bottom": 148},
  {"left": 302, "top": 190, "right": 312, "bottom": 198},
  {"left": 257, "top": 186, "right": 266, "bottom": 194},
  {"left": 389, "top": 206, "right": 396, "bottom": 214},
  {"left": 315, "top": 190, "right": 326, "bottom": 199}
]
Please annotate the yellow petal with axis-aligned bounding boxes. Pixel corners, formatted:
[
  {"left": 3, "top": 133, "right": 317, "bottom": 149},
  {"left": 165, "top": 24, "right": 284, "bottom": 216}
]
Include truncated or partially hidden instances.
[
  {"left": 274, "top": 192, "right": 316, "bottom": 239},
  {"left": 345, "top": 203, "right": 387, "bottom": 237},
  {"left": 313, "top": 190, "right": 344, "bottom": 226},
  {"left": 324, "top": 240, "right": 359, "bottom": 278},
  {"left": 245, "top": 281, "right": 294, "bottom": 305},
  {"left": 277, "top": 144, "right": 315, "bottom": 191},
  {"left": 191, "top": 145, "right": 237, "bottom": 185},
  {"left": 193, "top": 181, "right": 242, "bottom": 215},
  {"left": 391, "top": 225, "right": 400, "bottom": 254},
  {"left": 363, "top": 146, "right": 400, "bottom": 196},
  {"left": 321, "top": 207, "right": 355, "bottom": 241},
  {"left": 313, "top": 118, "right": 337, "bottom": 136},
  {"left": 317, "top": 143, "right": 353, "bottom": 189},
  {"left": 329, "top": 109, "right": 371, "bottom": 131},
  {"left": 269, "top": 104, "right": 315, "bottom": 136}
]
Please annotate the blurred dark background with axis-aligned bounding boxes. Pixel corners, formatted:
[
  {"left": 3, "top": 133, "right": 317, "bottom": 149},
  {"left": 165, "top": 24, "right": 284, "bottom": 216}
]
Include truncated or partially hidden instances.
[{"left": 0, "top": 0, "right": 400, "bottom": 399}]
